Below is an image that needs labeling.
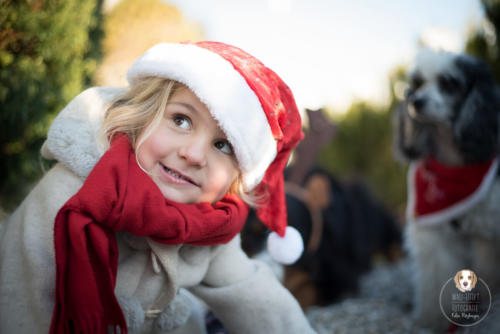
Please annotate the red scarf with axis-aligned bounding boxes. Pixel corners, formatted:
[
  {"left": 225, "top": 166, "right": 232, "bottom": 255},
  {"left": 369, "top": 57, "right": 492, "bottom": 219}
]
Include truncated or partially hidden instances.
[
  {"left": 50, "top": 135, "right": 248, "bottom": 334},
  {"left": 407, "top": 157, "right": 497, "bottom": 225}
]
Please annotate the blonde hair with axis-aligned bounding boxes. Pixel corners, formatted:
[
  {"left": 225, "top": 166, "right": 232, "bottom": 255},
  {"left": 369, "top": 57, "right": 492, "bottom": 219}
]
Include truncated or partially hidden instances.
[
  {"left": 100, "top": 76, "right": 263, "bottom": 206},
  {"left": 100, "top": 76, "right": 180, "bottom": 149}
]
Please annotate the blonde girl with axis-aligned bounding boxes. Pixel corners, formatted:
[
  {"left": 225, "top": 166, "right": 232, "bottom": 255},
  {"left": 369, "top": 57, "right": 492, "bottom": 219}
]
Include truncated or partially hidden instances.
[{"left": 0, "top": 41, "right": 311, "bottom": 334}]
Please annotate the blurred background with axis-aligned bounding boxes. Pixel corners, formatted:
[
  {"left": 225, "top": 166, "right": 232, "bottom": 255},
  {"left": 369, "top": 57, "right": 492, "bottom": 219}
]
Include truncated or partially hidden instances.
[{"left": 1, "top": 0, "right": 499, "bottom": 223}]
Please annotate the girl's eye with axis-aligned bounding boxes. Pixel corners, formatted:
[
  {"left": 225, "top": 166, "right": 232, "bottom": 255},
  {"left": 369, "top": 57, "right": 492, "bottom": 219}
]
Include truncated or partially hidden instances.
[
  {"left": 173, "top": 115, "right": 191, "bottom": 130},
  {"left": 214, "top": 140, "right": 233, "bottom": 155}
]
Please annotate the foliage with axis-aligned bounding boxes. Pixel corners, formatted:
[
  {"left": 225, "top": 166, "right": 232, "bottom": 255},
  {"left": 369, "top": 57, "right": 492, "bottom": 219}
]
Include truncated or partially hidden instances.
[
  {"left": 317, "top": 103, "right": 407, "bottom": 213},
  {"left": 0, "top": 0, "right": 104, "bottom": 209},
  {"left": 318, "top": 0, "right": 500, "bottom": 214},
  {"left": 466, "top": 0, "right": 500, "bottom": 81},
  {"left": 104, "top": 0, "right": 202, "bottom": 51},
  {"left": 96, "top": 0, "right": 204, "bottom": 86},
  {"left": 316, "top": 66, "right": 410, "bottom": 214}
]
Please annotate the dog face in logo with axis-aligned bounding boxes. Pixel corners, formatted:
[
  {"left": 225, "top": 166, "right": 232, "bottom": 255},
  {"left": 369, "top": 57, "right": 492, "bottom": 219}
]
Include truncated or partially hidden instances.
[{"left": 454, "top": 269, "right": 478, "bottom": 292}]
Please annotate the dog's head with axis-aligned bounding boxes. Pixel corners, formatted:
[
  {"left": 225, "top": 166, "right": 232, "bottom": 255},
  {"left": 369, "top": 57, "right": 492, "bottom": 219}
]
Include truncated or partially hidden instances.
[
  {"left": 454, "top": 269, "right": 478, "bottom": 292},
  {"left": 394, "top": 48, "right": 500, "bottom": 164}
]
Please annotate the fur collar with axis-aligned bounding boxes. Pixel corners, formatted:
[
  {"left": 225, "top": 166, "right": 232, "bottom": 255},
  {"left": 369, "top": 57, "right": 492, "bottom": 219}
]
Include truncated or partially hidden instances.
[
  {"left": 41, "top": 87, "right": 124, "bottom": 178},
  {"left": 406, "top": 157, "right": 498, "bottom": 226}
]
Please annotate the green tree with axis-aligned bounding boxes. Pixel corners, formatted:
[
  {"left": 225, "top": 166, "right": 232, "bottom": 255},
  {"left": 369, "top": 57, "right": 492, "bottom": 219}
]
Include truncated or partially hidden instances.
[
  {"left": 466, "top": 0, "right": 500, "bottom": 80},
  {"left": 0, "top": 0, "right": 103, "bottom": 210},
  {"left": 317, "top": 104, "right": 407, "bottom": 212},
  {"left": 316, "top": 67, "right": 409, "bottom": 214},
  {"left": 96, "top": 0, "right": 204, "bottom": 86}
]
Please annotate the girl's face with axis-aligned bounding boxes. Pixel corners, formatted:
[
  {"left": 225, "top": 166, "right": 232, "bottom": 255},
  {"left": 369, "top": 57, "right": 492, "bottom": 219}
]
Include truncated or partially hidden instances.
[{"left": 136, "top": 88, "right": 239, "bottom": 204}]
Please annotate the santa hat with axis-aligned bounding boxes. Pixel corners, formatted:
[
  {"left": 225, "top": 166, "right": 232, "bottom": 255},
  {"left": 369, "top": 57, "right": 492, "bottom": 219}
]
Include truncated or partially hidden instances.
[{"left": 127, "top": 41, "right": 304, "bottom": 264}]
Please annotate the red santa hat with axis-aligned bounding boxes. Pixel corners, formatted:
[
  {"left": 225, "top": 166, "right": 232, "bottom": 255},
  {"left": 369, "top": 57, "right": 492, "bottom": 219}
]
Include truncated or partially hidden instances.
[{"left": 127, "top": 41, "right": 304, "bottom": 264}]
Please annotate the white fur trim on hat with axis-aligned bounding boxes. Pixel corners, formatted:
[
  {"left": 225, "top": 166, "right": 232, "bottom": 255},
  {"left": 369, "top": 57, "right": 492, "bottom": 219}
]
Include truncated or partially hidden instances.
[
  {"left": 127, "top": 43, "right": 277, "bottom": 190},
  {"left": 267, "top": 226, "right": 304, "bottom": 265}
]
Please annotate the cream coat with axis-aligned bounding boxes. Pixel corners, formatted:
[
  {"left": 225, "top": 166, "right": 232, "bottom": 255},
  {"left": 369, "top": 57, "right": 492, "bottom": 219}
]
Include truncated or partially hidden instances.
[{"left": 0, "top": 87, "right": 315, "bottom": 334}]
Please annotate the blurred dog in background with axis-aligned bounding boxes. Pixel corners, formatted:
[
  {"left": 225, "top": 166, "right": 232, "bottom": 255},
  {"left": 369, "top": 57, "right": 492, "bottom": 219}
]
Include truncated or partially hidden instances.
[
  {"left": 394, "top": 48, "right": 500, "bottom": 332},
  {"left": 241, "top": 109, "right": 402, "bottom": 309},
  {"left": 241, "top": 168, "right": 402, "bottom": 308}
]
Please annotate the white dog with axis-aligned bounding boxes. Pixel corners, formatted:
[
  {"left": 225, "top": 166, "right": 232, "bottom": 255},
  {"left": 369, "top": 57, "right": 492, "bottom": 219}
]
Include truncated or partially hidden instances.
[
  {"left": 454, "top": 269, "right": 478, "bottom": 292},
  {"left": 394, "top": 48, "right": 500, "bottom": 332}
]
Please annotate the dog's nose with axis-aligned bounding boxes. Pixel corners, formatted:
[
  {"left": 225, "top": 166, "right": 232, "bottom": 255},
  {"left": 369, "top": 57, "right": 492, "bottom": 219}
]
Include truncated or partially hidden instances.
[
  {"left": 463, "top": 282, "right": 468, "bottom": 286},
  {"left": 411, "top": 97, "right": 426, "bottom": 111}
]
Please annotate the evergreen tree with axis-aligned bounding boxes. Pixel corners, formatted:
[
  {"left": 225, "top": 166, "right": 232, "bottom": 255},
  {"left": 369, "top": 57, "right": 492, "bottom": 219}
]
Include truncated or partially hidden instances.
[
  {"left": 466, "top": 0, "right": 500, "bottom": 81},
  {"left": 0, "top": 0, "right": 103, "bottom": 209},
  {"left": 317, "top": 98, "right": 407, "bottom": 211}
]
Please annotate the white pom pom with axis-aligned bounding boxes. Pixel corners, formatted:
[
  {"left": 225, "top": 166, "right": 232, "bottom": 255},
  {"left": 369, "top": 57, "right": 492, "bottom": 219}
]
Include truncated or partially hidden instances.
[{"left": 266, "top": 226, "right": 304, "bottom": 265}]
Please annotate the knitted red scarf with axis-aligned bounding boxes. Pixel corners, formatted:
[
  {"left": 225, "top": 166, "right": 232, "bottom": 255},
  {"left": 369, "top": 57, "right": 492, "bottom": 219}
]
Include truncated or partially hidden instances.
[{"left": 49, "top": 135, "right": 248, "bottom": 334}]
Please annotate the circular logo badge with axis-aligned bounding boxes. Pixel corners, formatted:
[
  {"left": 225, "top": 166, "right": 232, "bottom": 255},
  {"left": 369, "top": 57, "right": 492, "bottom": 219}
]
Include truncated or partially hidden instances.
[{"left": 439, "top": 269, "right": 491, "bottom": 327}]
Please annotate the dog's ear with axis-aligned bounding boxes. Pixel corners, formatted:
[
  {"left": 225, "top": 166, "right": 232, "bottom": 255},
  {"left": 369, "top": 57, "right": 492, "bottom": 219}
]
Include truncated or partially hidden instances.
[
  {"left": 454, "top": 271, "right": 460, "bottom": 288},
  {"left": 453, "top": 57, "right": 500, "bottom": 163},
  {"left": 471, "top": 271, "right": 478, "bottom": 288}
]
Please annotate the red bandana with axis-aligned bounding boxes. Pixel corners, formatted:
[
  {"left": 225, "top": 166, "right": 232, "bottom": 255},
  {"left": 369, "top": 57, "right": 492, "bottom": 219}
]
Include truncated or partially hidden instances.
[
  {"left": 407, "top": 157, "right": 498, "bottom": 226},
  {"left": 50, "top": 135, "right": 248, "bottom": 334}
]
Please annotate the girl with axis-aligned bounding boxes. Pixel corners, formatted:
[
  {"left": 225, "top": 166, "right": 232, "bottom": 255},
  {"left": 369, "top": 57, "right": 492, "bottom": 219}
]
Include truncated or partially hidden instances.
[{"left": 0, "top": 41, "right": 312, "bottom": 334}]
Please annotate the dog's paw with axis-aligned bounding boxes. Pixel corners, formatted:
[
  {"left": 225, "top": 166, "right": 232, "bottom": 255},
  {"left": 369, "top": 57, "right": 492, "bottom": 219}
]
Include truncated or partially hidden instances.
[
  {"left": 153, "top": 292, "right": 192, "bottom": 332},
  {"left": 116, "top": 295, "right": 145, "bottom": 334}
]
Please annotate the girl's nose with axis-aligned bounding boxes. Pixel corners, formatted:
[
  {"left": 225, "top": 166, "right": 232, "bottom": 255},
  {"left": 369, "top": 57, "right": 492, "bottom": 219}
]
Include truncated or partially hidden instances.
[{"left": 178, "top": 137, "right": 208, "bottom": 167}]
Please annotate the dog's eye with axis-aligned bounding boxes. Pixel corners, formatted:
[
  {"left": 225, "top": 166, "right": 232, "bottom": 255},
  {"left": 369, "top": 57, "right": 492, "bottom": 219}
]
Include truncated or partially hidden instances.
[
  {"left": 460, "top": 276, "right": 463, "bottom": 279},
  {"left": 411, "top": 75, "right": 424, "bottom": 89},
  {"left": 438, "top": 75, "right": 461, "bottom": 93}
]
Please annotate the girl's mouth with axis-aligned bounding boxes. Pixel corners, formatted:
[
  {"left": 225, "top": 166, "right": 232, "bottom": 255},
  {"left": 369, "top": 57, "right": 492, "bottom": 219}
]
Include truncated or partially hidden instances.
[{"left": 160, "top": 164, "right": 198, "bottom": 186}]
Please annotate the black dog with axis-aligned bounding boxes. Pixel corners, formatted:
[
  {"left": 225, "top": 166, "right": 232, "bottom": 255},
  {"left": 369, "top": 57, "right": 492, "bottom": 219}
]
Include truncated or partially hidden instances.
[{"left": 241, "top": 168, "right": 402, "bottom": 307}]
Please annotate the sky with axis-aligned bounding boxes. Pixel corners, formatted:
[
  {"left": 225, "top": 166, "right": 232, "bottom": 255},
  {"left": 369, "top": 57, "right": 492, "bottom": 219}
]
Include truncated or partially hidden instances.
[{"left": 163, "top": 0, "right": 485, "bottom": 113}]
